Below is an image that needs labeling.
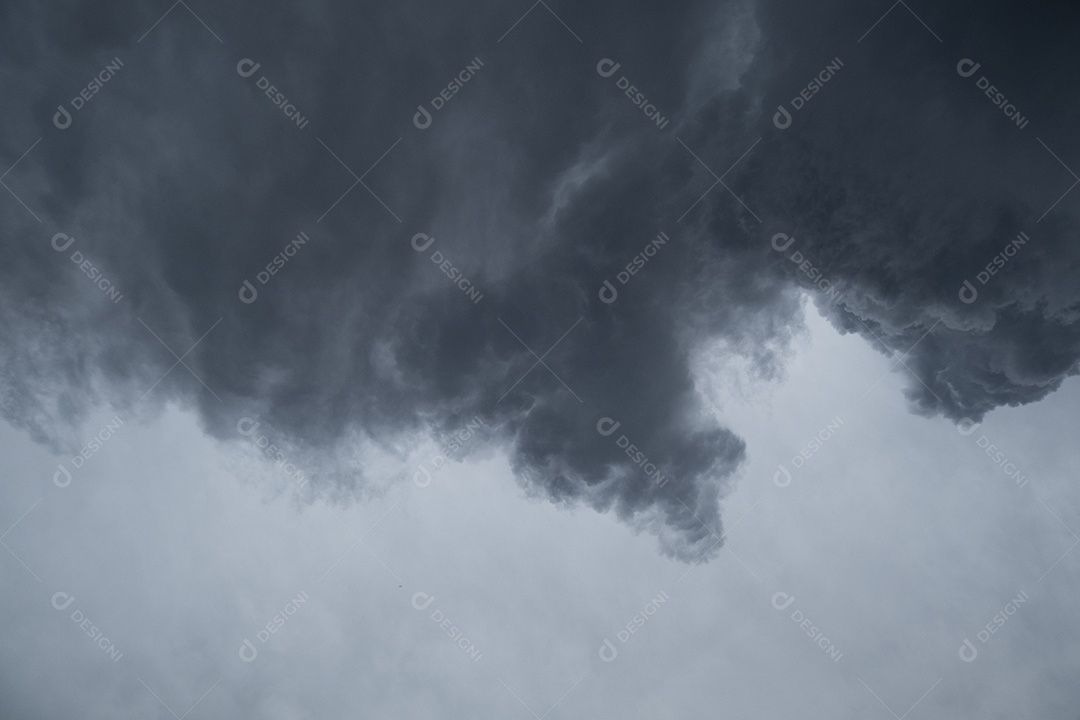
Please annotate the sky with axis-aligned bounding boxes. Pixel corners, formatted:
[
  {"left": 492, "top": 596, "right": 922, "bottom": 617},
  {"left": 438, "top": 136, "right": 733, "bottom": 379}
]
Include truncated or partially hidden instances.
[{"left": 1, "top": 0, "right": 1079, "bottom": 718}]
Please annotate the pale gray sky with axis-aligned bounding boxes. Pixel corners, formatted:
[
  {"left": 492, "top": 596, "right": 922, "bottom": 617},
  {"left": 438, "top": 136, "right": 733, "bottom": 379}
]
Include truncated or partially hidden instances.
[{"left": 3, "top": 304, "right": 1078, "bottom": 718}]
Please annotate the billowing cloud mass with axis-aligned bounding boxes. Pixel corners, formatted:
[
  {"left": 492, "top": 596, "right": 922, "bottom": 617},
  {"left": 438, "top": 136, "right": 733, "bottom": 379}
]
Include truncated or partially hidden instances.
[{"left": 1, "top": 0, "right": 1077, "bottom": 559}]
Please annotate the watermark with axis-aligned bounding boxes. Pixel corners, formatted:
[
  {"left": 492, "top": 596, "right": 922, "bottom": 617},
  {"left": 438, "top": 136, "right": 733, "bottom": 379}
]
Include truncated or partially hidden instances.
[
  {"left": 771, "top": 233, "right": 841, "bottom": 304},
  {"left": 410, "top": 591, "right": 482, "bottom": 662},
  {"left": 596, "top": 59, "right": 670, "bottom": 130},
  {"left": 958, "top": 589, "right": 1029, "bottom": 662},
  {"left": 237, "top": 417, "right": 309, "bottom": 488},
  {"left": 957, "top": 419, "right": 1028, "bottom": 487},
  {"left": 239, "top": 591, "right": 309, "bottom": 662},
  {"left": 236, "top": 58, "right": 310, "bottom": 130},
  {"left": 238, "top": 231, "right": 311, "bottom": 304},
  {"left": 413, "top": 416, "right": 487, "bottom": 487},
  {"left": 51, "top": 591, "right": 122, "bottom": 662},
  {"left": 410, "top": 233, "right": 483, "bottom": 304},
  {"left": 774, "top": 416, "right": 843, "bottom": 487},
  {"left": 53, "top": 415, "right": 124, "bottom": 488},
  {"left": 771, "top": 591, "right": 843, "bottom": 662},
  {"left": 956, "top": 58, "right": 1029, "bottom": 130},
  {"left": 772, "top": 57, "right": 843, "bottom": 130},
  {"left": 598, "top": 591, "right": 669, "bottom": 662},
  {"left": 597, "top": 231, "right": 669, "bottom": 304},
  {"left": 51, "top": 233, "right": 123, "bottom": 304},
  {"left": 597, "top": 417, "right": 670, "bottom": 487},
  {"left": 413, "top": 57, "right": 484, "bottom": 130},
  {"left": 957, "top": 230, "right": 1030, "bottom": 304},
  {"left": 53, "top": 57, "right": 124, "bottom": 130}
]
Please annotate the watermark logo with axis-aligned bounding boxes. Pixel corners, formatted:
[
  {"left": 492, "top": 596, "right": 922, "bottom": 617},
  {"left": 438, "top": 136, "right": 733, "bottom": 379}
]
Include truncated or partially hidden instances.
[
  {"left": 771, "top": 591, "right": 842, "bottom": 662},
  {"left": 773, "top": 464, "right": 792, "bottom": 488},
  {"left": 239, "top": 638, "right": 258, "bottom": 662},
  {"left": 772, "top": 105, "right": 792, "bottom": 130},
  {"left": 413, "top": 105, "right": 432, "bottom": 130},
  {"left": 53, "top": 106, "right": 72, "bottom": 130},
  {"left": 53, "top": 57, "right": 124, "bottom": 130},
  {"left": 411, "top": 591, "right": 436, "bottom": 611},
  {"left": 52, "top": 233, "right": 76, "bottom": 252},
  {"left": 597, "top": 417, "right": 670, "bottom": 487},
  {"left": 598, "top": 591, "right": 669, "bottom": 662},
  {"left": 771, "top": 233, "right": 842, "bottom": 305},
  {"left": 237, "top": 59, "right": 260, "bottom": 78},
  {"left": 236, "top": 417, "right": 309, "bottom": 488},
  {"left": 238, "top": 591, "right": 309, "bottom": 662},
  {"left": 410, "top": 591, "right": 482, "bottom": 662},
  {"left": 956, "top": 231, "right": 1031, "bottom": 304},
  {"left": 51, "top": 591, "right": 76, "bottom": 611},
  {"left": 956, "top": 419, "right": 1028, "bottom": 488},
  {"left": 412, "top": 58, "right": 484, "bottom": 130},
  {"left": 958, "top": 590, "right": 1029, "bottom": 662},
  {"left": 236, "top": 58, "right": 310, "bottom": 130},
  {"left": 956, "top": 58, "right": 1029, "bottom": 130},
  {"left": 596, "top": 58, "right": 670, "bottom": 130},
  {"left": 413, "top": 416, "right": 486, "bottom": 487},
  {"left": 54, "top": 464, "right": 73, "bottom": 488},
  {"left": 51, "top": 233, "right": 123, "bottom": 304},
  {"left": 772, "top": 57, "right": 843, "bottom": 130},
  {"left": 958, "top": 280, "right": 978, "bottom": 304},
  {"left": 771, "top": 591, "right": 796, "bottom": 611},
  {"left": 410, "top": 233, "right": 483, "bottom": 304},
  {"left": 53, "top": 415, "right": 124, "bottom": 487},
  {"left": 774, "top": 416, "right": 843, "bottom": 487},
  {"left": 597, "top": 232, "right": 669, "bottom": 305},
  {"left": 956, "top": 59, "right": 980, "bottom": 78},
  {"left": 237, "top": 231, "right": 311, "bottom": 304},
  {"left": 52, "top": 591, "right": 123, "bottom": 662}
]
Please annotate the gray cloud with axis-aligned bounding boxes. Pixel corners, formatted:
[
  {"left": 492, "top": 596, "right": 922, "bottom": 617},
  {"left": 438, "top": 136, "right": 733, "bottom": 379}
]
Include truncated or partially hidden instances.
[
  {"left": 735, "top": 0, "right": 1080, "bottom": 419},
  {"left": 2, "top": 0, "right": 1079, "bottom": 559}
]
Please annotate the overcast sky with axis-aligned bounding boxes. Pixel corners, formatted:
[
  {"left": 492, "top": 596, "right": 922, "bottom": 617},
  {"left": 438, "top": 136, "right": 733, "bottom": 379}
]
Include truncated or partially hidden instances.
[{"left": 2, "top": 0, "right": 1079, "bottom": 718}]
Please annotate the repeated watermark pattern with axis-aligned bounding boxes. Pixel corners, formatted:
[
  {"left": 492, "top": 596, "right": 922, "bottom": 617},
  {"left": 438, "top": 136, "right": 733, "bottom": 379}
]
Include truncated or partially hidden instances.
[{"left": 0, "top": 4, "right": 1078, "bottom": 719}]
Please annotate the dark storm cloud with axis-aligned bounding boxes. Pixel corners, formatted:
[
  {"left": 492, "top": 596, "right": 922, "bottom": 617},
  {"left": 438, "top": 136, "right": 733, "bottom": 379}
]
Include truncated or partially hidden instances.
[
  {"left": 1, "top": 0, "right": 1078, "bottom": 558},
  {"left": 729, "top": 0, "right": 1080, "bottom": 420}
]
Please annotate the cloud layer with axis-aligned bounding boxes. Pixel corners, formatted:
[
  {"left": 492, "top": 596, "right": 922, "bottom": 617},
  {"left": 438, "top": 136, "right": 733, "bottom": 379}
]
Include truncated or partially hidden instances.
[{"left": 1, "top": 0, "right": 1078, "bottom": 558}]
